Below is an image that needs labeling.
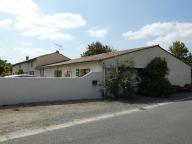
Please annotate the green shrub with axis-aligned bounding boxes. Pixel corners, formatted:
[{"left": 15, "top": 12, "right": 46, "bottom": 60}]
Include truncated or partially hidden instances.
[
  {"left": 140, "top": 77, "right": 171, "bottom": 97},
  {"left": 16, "top": 69, "right": 24, "bottom": 74},
  {"left": 172, "top": 84, "right": 192, "bottom": 93},
  {"left": 102, "top": 65, "right": 139, "bottom": 99},
  {"left": 119, "top": 66, "right": 140, "bottom": 98},
  {"left": 184, "top": 84, "right": 192, "bottom": 92},
  {"left": 102, "top": 69, "right": 120, "bottom": 98},
  {"left": 139, "top": 57, "right": 172, "bottom": 97}
]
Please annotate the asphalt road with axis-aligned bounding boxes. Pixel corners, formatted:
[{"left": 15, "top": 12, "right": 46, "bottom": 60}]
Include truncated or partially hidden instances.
[{"left": 2, "top": 99, "right": 192, "bottom": 144}]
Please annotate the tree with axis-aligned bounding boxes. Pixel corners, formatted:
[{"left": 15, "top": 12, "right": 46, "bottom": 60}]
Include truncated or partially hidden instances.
[
  {"left": 169, "top": 41, "right": 192, "bottom": 66},
  {"left": 0, "top": 59, "right": 12, "bottom": 76},
  {"left": 81, "top": 41, "right": 114, "bottom": 57},
  {"left": 185, "top": 52, "right": 192, "bottom": 67},
  {"left": 139, "top": 57, "right": 172, "bottom": 97}
]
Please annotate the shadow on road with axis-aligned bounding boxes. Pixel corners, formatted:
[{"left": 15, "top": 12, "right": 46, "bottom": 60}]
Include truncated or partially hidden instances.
[{"left": 119, "top": 92, "right": 192, "bottom": 104}]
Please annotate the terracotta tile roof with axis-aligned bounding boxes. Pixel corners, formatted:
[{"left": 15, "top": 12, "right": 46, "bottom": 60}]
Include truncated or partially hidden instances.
[{"left": 45, "top": 45, "right": 160, "bottom": 67}]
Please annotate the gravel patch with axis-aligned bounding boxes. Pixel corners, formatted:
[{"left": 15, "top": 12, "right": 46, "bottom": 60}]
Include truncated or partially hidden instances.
[{"left": 0, "top": 93, "right": 191, "bottom": 136}]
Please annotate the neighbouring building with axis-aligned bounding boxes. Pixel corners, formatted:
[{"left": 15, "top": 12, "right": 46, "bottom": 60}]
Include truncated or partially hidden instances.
[
  {"left": 12, "top": 51, "right": 70, "bottom": 77},
  {"left": 43, "top": 45, "right": 191, "bottom": 86}
]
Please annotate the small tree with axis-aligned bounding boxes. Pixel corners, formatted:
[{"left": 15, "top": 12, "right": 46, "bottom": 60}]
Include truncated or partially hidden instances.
[
  {"left": 169, "top": 41, "right": 188, "bottom": 60},
  {"left": 81, "top": 41, "right": 114, "bottom": 57},
  {"left": 169, "top": 41, "right": 192, "bottom": 66},
  {"left": 139, "top": 57, "right": 171, "bottom": 97},
  {"left": 0, "top": 59, "right": 12, "bottom": 76},
  {"left": 185, "top": 52, "right": 192, "bottom": 67}
]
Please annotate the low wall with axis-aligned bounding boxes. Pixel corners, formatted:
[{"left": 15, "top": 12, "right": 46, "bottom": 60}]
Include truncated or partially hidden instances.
[{"left": 0, "top": 72, "right": 103, "bottom": 105}]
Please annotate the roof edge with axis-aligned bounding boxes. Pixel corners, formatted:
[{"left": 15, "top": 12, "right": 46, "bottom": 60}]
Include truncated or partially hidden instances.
[
  {"left": 13, "top": 51, "right": 69, "bottom": 66},
  {"left": 157, "top": 45, "right": 191, "bottom": 68},
  {"left": 44, "top": 45, "right": 160, "bottom": 67},
  {"left": 100, "top": 44, "right": 160, "bottom": 61}
]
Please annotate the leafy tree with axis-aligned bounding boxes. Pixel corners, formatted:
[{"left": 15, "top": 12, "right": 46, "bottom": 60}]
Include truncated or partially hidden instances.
[
  {"left": 169, "top": 41, "right": 192, "bottom": 66},
  {"left": 0, "top": 59, "right": 12, "bottom": 76},
  {"left": 185, "top": 52, "right": 192, "bottom": 67},
  {"left": 81, "top": 41, "right": 114, "bottom": 57},
  {"left": 139, "top": 57, "right": 172, "bottom": 97}
]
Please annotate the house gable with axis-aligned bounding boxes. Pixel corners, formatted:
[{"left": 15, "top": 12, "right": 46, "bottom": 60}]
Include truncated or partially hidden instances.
[{"left": 102, "top": 46, "right": 191, "bottom": 86}]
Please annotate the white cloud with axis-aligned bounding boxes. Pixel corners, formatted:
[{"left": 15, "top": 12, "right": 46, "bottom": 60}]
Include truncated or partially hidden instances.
[
  {"left": 44, "top": 13, "right": 86, "bottom": 29},
  {"left": 87, "top": 27, "right": 109, "bottom": 38},
  {"left": 122, "top": 22, "right": 175, "bottom": 40},
  {"left": 0, "top": 0, "right": 86, "bottom": 40},
  {"left": 15, "top": 13, "right": 86, "bottom": 40},
  {"left": 0, "top": 19, "right": 12, "bottom": 29},
  {"left": 39, "top": 33, "right": 74, "bottom": 41},
  {"left": 123, "top": 22, "right": 192, "bottom": 48},
  {"left": 0, "top": 0, "right": 39, "bottom": 17},
  {"left": 15, "top": 13, "right": 86, "bottom": 31},
  {"left": 22, "top": 26, "right": 57, "bottom": 37}
]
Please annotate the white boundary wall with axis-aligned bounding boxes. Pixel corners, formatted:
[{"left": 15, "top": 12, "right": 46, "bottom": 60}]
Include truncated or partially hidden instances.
[{"left": 0, "top": 72, "right": 103, "bottom": 106}]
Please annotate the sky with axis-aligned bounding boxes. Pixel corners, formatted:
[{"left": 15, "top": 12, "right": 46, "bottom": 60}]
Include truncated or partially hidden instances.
[{"left": 0, "top": 0, "right": 192, "bottom": 64}]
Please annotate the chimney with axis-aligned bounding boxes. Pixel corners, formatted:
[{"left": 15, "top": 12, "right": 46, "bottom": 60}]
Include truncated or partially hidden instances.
[{"left": 26, "top": 56, "right": 29, "bottom": 60}]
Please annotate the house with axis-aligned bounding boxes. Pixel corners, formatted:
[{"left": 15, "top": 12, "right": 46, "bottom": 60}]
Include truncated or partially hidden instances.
[
  {"left": 12, "top": 51, "right": 70, "bottom": 77},
  {"left": 43, "top": 45, "right": 191, "bottom": 86}
]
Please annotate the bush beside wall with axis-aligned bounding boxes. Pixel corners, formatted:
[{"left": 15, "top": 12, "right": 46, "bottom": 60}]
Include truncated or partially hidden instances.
[
  {"left": 139, "top": 57, "right": 172, "bottom": 97},
  {"left": 102, "top": 65, "right": 139, "bottom": 99}
]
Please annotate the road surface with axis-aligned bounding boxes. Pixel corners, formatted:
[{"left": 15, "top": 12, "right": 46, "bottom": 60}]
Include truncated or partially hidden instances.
[{"left": 2, "top": 99, "right": 192, "bottom": 144}]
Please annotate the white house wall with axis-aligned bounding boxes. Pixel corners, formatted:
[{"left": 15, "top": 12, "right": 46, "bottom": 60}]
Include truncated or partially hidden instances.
[
  {"left": 42, "top": 46, "right": 191, "bottom": 86},
  {"left": 103, "top": 46, "right": 191, "bottom": 86},
  {"left": 70, "top": 62, "right": 103, "bottom": 77},
  {"left": 12, "top": 52, "right": 69, "bottom": 77},
  {"left": 44, "top": 62, "right": 103, "bottom": 77},
  {"left": 12, "top": 59, "right": 37, "bottom": 75},
  {"left": 12, "top": 65, "right": 19, "bottom": 74},
  {"left": 44, "top": 65, "right": 69, "bottom": 77}
]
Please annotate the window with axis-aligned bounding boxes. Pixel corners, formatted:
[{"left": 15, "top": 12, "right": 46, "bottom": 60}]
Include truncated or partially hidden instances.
[
  {"left": 40, "top": 69, "right": 44, "bottom": 77},
  {"left": 54, "top": 70, "right": 62, "bottom": 77},
  {"left": 85, "top": 68, "right": 90, "bottom": 74},
  {"left": 81, "top": 68, "right": 90, "bottom": 76},
  {"left": 76, "top": 69, "right": 80, "bottom": 77},
  {"left": 31, "top": 61, "right": 33, "bottom": 67},
  {"left": 29, "top": 71, "right": 34, "bottom": 75},
  {"left": 76, "top": 68, "right": 90, "bottom": 77}
]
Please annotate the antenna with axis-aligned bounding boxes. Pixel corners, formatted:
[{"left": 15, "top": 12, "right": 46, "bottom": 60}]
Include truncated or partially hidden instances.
[{"left": 54, "top": 43, "right": 63, "bottom": 51}]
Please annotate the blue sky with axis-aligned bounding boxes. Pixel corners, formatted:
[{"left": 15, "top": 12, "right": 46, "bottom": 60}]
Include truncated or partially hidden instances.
[{"left": 0, "top": 0, "right": 192, "bottom": 63}]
